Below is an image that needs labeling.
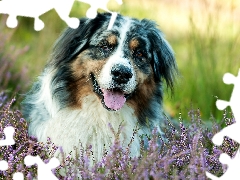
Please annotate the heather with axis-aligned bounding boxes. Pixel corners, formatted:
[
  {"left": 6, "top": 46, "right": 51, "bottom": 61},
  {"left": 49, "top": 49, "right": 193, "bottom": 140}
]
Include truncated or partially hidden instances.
[
  {"left": 0, "top": 93, "right": 238, "bottom": 179},
  {"left": 0, "top": 0, "right": 239, "bottom": 179},
  {"left": 0, "top": 23, "right": 29, "bottom": 97},
  {"left": 0, "top": 94, "right": 58, "bottom": 179}
]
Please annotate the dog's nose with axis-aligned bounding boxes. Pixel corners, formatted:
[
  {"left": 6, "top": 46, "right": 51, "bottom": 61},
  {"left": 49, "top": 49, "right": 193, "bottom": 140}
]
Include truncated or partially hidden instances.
[{"left": 111, "top": 64, "right": 133, "bottom": 84}]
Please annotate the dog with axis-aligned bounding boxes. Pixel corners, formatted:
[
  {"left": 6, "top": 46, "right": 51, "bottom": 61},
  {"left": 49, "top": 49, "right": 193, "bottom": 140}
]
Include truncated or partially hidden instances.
[{"left": 22, "top": 13, "right": 177, "bottom": 161}]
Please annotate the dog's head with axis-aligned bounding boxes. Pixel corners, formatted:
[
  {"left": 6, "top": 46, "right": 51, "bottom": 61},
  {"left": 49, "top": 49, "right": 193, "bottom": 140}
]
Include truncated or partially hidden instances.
[{"left": 51, "top": 13, "right": 177, "bottom": 112}]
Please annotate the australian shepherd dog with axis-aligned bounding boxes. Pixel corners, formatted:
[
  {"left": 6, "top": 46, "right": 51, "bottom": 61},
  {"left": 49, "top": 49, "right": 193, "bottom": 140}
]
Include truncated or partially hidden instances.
[{"left": 22, "top": 13, "right": 177, "bottom": 161}]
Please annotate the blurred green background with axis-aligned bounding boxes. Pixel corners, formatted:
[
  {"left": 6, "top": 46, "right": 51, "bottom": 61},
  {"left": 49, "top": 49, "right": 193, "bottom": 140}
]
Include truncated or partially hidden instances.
[{"left": 0, "top": 0, "right": 239, "bottom": 121}]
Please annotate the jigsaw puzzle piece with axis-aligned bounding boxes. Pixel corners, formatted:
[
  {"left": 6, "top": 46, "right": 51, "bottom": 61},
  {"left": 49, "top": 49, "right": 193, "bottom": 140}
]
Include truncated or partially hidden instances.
[
  {"left": 214, "top": 70, "right": 240, "bottom": 145},
  {"left": 219, "top": 153, "right": 231, "bottom": 164},
  {"left": 24, "top": 155, "right": 37, "bottom": 166},
  {"left": 216, "top": 100, "right": 230, "bottom": 111},
  {"left": 0, "top": 126, "right": 15, "bottom": 146},
  {"left": 207, "top": 69, "right": 240, "bottom": 179},
  {"left": 58, "top": 16, "right": 79, "bottom": 29},
  {"left": 206, "top": 171, "right": 219, "bottom": 180},
  {"left": 78, "top": 0, "right": 122, "bottom": 19},
  {"left": 86, "top": 7, "right": 98, "bottom": 19},
  {"left": 0, "top": 160, "right": 8, "bottom": 171},
  {"left": 78, "top": 0, "right": 109, "bottom": 18},
  {"left": 6, "top": 15, "right": 18, "bottom": 28},
  {"left": 0, "top": 1, "right": 18, "bottom": 28},
  {"left": 24, "top": 155, "right": 60, "bottom": 180},
  {"left": 0, "top": 0, "right": 79, "bottom": 30},
  {"left": 223, "top": 73, "right": 237, "bottom": 85},
  {"left": 212, "top": 123, "right": 240, "bottom": 146},
  {"left": 54, "top": 1, "right": 80, "bottom": 29},
  {"left": 1, "top": 0, "right": 122, "bottom": 30},
  {"left": 211, "top": 133, "right": 225, "bottom": 146},
  {"left": 228, "top": 69, "right": 240, "bottom": 121},
  {"left": 207, "top": 150, "right": 240, "bottom": 180},
  {"left": 12, "top": 172, "right": 24, "bottom": 180},
  {"left": 47, "top": 157, "right": 60, "bottom": 168},
  {"left": 78, "top": 0, "right": 121, "bottom": 29},
  {"left": 34, "top": 17, "right": 45, "bottom": 31}
]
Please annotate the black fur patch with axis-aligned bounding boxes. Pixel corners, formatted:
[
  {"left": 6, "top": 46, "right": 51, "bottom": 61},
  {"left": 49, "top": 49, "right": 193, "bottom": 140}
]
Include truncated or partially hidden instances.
[{"left": 22, "top": 13, "right": 177, "bottom": 133}]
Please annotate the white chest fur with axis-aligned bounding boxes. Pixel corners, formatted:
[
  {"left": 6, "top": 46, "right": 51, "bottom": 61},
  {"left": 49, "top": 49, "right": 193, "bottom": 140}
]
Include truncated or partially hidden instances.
[{"left": 38, "top": 95, "right": 146, "bottom": 161}]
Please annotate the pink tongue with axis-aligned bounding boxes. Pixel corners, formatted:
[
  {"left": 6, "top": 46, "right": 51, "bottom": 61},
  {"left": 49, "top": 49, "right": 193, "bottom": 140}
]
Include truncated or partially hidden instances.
[{"left": 102, "top": 89, "right": 126, "bottom": 110}]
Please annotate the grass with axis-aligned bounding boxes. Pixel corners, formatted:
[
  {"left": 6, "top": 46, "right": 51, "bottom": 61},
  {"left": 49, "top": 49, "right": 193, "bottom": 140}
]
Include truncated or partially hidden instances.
[
  {"left": 0, "top": 1, "right": 240, "bottom": 178},
  {"left": 1, "top": 0, "right": 240, "bottom": 120}
]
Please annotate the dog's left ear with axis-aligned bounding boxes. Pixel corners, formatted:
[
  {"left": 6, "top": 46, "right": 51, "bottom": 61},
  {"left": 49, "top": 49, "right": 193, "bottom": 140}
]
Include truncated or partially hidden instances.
[
  {"left": 141, "top": 19, "right": 178, "bottom": 91},
  {"left": 51, "top": 13, "right": 112, "bottom": 66}
]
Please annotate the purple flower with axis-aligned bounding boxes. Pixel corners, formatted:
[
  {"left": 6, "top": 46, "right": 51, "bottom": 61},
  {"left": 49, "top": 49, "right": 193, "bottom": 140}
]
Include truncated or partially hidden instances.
[{"left": 0, "top": 95, "right": 238, "bottom": 179}]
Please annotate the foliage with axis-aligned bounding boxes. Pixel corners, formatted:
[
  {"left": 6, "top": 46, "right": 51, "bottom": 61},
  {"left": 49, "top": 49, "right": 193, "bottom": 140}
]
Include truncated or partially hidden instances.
[
  {"left": 0, "top": 93, "right": 58, "bottom": 179},
  {"left": 170, "top": 0, "right": 240, "bottom": 120},
  {"left": 0, "top": 94, "right": 238, "bottom": 179},
  {"left": 1, "top": 0, "right": 239, "bottom": 120},
  {"left": 0, "top": 0, "right": 239, "bottom": 178},
  {"left": 0, "top": 16, "right": 29, "bottom": 99}
]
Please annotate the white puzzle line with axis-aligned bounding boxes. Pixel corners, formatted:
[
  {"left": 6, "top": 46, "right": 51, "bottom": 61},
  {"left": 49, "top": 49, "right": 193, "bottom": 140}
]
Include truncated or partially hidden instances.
[
  {"left": 0, "top": 160, "right": 8, "bottom": 171},
  {"left": 0, "top": 0, "right": 79, "bottom": 30},
  {"left": 0, "top": 126, "right": 15, "bottom": 146},
  {"left": 0, "top": 0, "right": 122, "bottom": 31},
  {"left": 12, "top": 172, "right": 24, "bottom": 180},
  {"left": 0, "top": 126, "right": 59, "bottom": 179},
  {"left": 206, "top": 68, "right": 240, "bottom": 180},
  {"left": 0, "top": 127, "right": 24, "bottom": 180},
  {"left": 25, "top": 155, "right": 60, "bottom": 180}
]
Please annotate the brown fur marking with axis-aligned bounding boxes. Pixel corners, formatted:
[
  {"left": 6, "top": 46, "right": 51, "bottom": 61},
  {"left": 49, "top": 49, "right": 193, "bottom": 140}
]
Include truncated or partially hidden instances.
[
  {"left": 129, "top": 39, "right": 139, "bottom": 50},
  {"left": 69, "top": 50, "right": 107, "bottom": 108},
  {"left": 69, "top": 47, "right": 156, "bottom": 121},
  {"left": 107, "top": 35, "right": 117, "bottom": 45},
  {"left": 127, "top": 66, "right": 155, "bottom": 121}
]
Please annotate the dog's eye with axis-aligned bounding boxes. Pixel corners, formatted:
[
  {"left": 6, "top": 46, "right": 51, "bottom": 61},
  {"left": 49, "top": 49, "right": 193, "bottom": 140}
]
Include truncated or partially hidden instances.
[
  {"left": 136, "top": 51, "right": 143, "bottom": 57},
  {"left": 134, "top": 50, "right": 146, "bottom": 60},
  {"left": 101, "top": 45, "right": 111, "bottom": 51}
]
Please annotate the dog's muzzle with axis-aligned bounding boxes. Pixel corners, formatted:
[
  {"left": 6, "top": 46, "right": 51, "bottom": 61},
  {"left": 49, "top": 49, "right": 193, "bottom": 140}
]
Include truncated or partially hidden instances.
[
  {"left": 91, "top": 64, "right": 134, "bottom": 111},
  {"left": 111, "top": 64, "right": 133, "bottom": 85}
]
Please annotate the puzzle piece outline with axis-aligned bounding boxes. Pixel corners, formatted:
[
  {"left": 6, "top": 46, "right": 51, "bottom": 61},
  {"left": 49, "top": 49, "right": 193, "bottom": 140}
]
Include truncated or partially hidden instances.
[
  {"left": 0, "top": 0, "right": 79, "bottom": 31},
  {"left": 0, "top": 126, "right": 24, "bottom": 179},
  {"left": 212, "top": 69, "right": 240, "bottom": 146},
  {"left": 206, "top": 150, "right": 240, "bottom": 180},
  {"left": 0, "top": 126, "right": 15, "bottom": 173},
  {"left": 0, "top": 160, "right": 8, "bottom": 171},
  {"left": 206, "top": 68, "right": 240, "bottom": 180},
  {"left": 0, "top": 126, "right": 15, "bottom": 146},
  {"left": 25, "top": 155, "right": 60, "bottom": 180},
  {"left": 79, "top": 0, "right": 122, "bottom": 19},
  {"left": 0, "top": 0, "right": 122, "bottom": 31},
  {"left": 0, "top": 126, "right": 60, "bottom": 179},
  {"left": 0, "top": 0, "right": 122, "bottom": 178}
]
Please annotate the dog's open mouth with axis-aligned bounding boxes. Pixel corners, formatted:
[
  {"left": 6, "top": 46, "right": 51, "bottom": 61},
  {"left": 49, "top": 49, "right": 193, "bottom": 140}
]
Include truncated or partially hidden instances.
[{"left": 91, "top": 73, "right": 130, "bottom": 111}]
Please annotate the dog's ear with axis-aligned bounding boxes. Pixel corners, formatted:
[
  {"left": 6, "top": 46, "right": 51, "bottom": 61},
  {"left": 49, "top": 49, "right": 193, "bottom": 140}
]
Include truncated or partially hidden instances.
[
  {"left": 51, "top": 13, "right": 111, "bottom": 66},
  {"left": 48, "top": 13, "right": 112, "bottom": 106},
  {"left": 141, "top": 19, "right": 178, "bottom": 91}
]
